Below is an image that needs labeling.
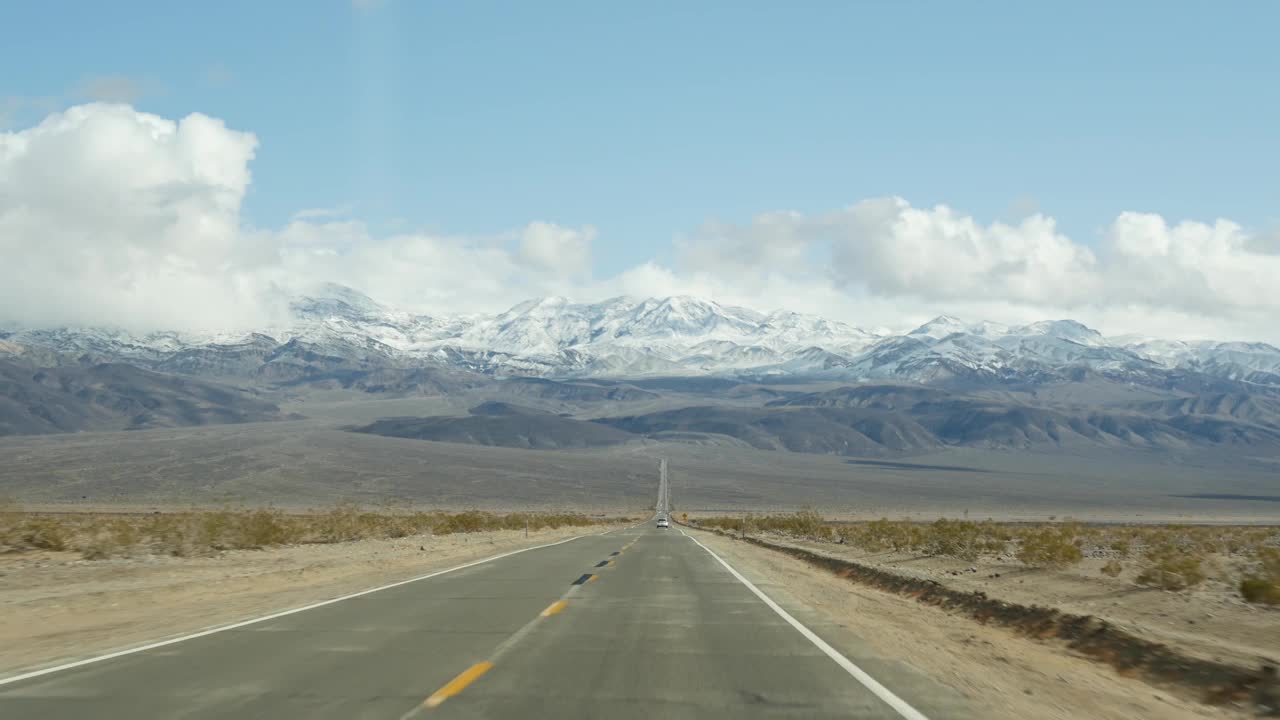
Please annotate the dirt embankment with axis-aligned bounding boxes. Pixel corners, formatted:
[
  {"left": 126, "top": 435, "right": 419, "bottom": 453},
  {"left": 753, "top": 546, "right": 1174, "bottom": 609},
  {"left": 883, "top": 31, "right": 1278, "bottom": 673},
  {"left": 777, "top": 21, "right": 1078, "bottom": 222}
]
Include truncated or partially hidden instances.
[
  {"left": 692, "top": 528, "right": 1277, "bottom": 719},
  {"left": 0, "top": 525, "right": 608, "bottom": 676}
]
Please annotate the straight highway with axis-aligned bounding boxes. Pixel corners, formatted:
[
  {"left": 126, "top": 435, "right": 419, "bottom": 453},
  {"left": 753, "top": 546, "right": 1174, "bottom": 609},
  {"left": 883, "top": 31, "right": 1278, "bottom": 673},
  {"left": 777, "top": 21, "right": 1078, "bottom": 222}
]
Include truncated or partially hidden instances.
[{"left": 0, "top": 461, "right": 966, "bottom": 718}]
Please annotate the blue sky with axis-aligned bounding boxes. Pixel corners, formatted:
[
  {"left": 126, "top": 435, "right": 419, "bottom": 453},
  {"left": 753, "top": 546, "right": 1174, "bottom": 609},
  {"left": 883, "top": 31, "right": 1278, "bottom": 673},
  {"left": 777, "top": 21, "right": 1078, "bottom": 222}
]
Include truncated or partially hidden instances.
[
  {"left": 5, "top": 0, "right": 1277, "bottom": 276},
  {"left": 3, "top": 1, "right": 1280, "bottom": 341}
]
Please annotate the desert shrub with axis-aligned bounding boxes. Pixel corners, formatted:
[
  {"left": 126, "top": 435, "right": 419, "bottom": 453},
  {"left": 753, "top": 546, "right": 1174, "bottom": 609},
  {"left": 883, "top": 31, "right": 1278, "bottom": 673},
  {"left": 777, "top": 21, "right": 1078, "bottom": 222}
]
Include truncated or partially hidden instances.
[
  {"left": 439, "top": 510, "right": 492, "bottom": 534},
  {"left": 1017, "top": 527, "right": 1083, "bottom": 568},
  {"left": 19, "top": 517, "right": 70, "bottom": 552},
  {"left": 200, "top": 511, "right": 238, "bottom": 549},
  {"left": 1101, "top": 559, "right": 1123, "bottom": 577},
  {"left": 786, "top": 508, "right": 833, "bottom": 540},
  {"left": 1135, "top": 544, "right": 1205, "bottom": 590},
  {"left": 1254, "top": 547, "right": 1280, "bottom": 575},
  {"left": 696, "top": 510, "right": 836, "bottom": 540},
  {"left": 79, "top": 514, "right": 158, "bottom": 559},
  {"left": 1108, "top": 536, "right": 1133, "bottom": 557},
  {"left": 693, "top": 516, "right": 741, "bottom": 533},
  {"left": 1, "top": 506, "right": 607, "bottom": 559},
  {"left": 79, "top": 539, "right": 115, "bottom": 560},
  {"left": 1240, "top": 548, "right": 1280, "bottom": 605},
  {"left": 1240, "top": 577, "right": 1280, "bottom": 605},
  {"left": 0, "top": 496, "right": 19, "bottom": 537},
  {"left": 743, "top": 509, "right": 833, "bottom": 540},
  {"left": 311, "top": 503, "right": 365, "bottom": 543},
  {"left": 847, "top": 518, "right": 921, "bottom": 552},
  {"left": 231, "top": 508, "right": 295, "bottom": 548},
  {"left": 923, "top": 519, "right": 984, "bottom": 561},
  {"left": 0, "top": 501, "right": 28, "bottom": 553}
]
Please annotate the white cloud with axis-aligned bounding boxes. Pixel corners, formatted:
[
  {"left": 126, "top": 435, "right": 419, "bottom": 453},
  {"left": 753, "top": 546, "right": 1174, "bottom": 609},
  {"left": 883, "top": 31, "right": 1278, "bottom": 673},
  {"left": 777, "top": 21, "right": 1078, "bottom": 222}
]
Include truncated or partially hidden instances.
[
  {"left": 0, "top": 103, "right": 267, "bottom": 330},
  {"left": 0, "top": 104, "right": 602, "bottom": 330},
  {"left": 1, "top": 103, "right": 1277, "bottom": 344},
  {"left": 1101, "top": 213, "right": 1280, "bottom": 315},
  {"left": 275, "top": 219, "right": 589, "bottom": 315},
  {"left": 517, "top": 222, "right": 596, "bottom": 277},
  {"left": 666, "top": 197, "right": 1280, "bottom": 341},
  {"left": 825, "top": 199, "right": 1102, "bottom": 305}
]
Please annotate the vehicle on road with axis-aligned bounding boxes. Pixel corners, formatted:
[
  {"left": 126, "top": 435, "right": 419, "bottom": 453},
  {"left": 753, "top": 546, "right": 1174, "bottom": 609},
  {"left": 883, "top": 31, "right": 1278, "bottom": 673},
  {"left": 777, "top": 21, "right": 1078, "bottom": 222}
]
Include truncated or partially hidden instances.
[{"left": 657, "top": 518, "right": 670, "bottom": 528}]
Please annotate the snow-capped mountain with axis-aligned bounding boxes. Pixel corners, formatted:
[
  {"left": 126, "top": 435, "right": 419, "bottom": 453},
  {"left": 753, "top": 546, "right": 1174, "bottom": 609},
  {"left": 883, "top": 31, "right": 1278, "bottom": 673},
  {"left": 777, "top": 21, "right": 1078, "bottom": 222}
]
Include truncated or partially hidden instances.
[{"left": 3, "top": 283, "right": 1280, "bottom": 391}]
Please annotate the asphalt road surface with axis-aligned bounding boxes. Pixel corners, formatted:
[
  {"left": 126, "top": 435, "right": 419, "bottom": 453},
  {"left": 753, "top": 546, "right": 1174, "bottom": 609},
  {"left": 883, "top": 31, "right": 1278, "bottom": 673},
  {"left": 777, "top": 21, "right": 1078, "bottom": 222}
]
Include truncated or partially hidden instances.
[
  {"left": 0, "top": 523, "right": 973, "bottom": 719},
  {"left": 1, "top": 463, "right": 969, "bottom": 718}
]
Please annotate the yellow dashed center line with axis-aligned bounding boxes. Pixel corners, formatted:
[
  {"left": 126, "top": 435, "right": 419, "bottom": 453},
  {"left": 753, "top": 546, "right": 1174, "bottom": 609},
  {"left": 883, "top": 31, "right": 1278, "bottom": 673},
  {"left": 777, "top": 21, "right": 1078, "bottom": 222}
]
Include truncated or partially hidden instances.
[
  {"left": 409, "top": 555, "right": 612, "bottom": 715},
  {"left": 422, "top": 662, "right": 493, "bottom": 708}
]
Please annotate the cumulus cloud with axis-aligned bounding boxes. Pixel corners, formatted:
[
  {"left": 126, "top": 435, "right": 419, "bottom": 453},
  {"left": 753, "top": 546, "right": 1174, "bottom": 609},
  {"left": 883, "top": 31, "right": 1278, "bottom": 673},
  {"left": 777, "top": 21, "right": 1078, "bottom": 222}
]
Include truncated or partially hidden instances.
[
  {"left": 0, "top": 104, "right": 602, "bottom": 330},
  {"left": 670, "top": 197, "right": 1280, "bottom": 341},
  {"left": 1, "top": 103, "right": 1277, "bottom": 343},
  {"left": 274, "top": 219, "right": 591, "bottom": 314},
  {"left": 0, "top": 103, "right": 267, "bottom": 329},
  {"left": 517, "top": 222, "right": 596, "bottom": 277},
  {"left": 1101, "top": 213, "right": 1280, "bottom": 315}
]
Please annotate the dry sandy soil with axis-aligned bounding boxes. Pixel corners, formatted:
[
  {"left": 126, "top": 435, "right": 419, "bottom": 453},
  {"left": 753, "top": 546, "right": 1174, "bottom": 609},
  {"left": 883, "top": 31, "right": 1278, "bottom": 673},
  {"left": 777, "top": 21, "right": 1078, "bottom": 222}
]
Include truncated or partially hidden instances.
[
  {"left": 693, "top": 528, "right": 1254, "bottom": 720},
  {"left": 0, "top": 525, "right": 612, "bottom": 676},
  {"left": 751, "top": 532, "right": 1280, "bottom": 671}
]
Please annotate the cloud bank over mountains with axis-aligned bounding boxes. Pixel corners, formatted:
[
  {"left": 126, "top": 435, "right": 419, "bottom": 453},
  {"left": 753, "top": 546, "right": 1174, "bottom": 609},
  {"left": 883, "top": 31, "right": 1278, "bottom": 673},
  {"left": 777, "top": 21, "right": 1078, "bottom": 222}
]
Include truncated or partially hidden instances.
[{"left": 2, "top": 103, "right": 1277, "bottom": 343}]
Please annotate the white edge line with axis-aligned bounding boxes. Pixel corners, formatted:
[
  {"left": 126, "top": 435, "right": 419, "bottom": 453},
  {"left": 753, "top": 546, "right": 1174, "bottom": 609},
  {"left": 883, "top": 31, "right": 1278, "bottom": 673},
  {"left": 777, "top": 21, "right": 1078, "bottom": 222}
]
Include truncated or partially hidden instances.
[
  {"left": 0, "top": 533, "right": 589, "bottom": 687},
  {"left": 682, "top": 530, "right": 931, "bottom": 720}
]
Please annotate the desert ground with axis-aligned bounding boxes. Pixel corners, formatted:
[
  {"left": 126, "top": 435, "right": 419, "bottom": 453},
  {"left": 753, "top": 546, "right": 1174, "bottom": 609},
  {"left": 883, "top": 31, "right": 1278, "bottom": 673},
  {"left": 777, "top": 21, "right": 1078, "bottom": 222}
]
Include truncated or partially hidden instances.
[{"left": 3, "top": 412, "right": 1279, "bottom": 523}]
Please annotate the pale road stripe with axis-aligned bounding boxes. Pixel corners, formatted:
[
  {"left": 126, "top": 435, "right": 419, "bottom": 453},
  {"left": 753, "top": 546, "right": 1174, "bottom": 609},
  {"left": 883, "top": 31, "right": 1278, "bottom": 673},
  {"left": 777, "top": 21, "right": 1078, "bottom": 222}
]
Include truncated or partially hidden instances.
[
  {"left": 0, "top": 533, "right": 591, "bottom": 687},
  {"left": 681, "top": 530, "right": 931, "bottom": 720}
]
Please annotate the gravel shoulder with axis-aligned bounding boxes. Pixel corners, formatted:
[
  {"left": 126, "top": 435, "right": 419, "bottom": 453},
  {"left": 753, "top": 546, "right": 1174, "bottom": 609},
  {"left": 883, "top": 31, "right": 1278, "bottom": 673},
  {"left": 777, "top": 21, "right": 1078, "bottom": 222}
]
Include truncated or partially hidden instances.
[
  {"left": 692, "top": 528, "right": 1250, "bottom": 720},
  {"left": 0, "top": 525, "right": 613, "bottom": 676}
]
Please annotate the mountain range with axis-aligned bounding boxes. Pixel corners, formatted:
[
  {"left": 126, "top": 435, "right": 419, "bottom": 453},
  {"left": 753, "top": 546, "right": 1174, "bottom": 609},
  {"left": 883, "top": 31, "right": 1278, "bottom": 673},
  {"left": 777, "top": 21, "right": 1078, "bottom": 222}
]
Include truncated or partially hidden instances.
[
  {"left": 3, "top": 283, "right": 1279, "bottom": 394},
  {"left": 4, "top": 285, "right": 1280, "bottom": 452}
]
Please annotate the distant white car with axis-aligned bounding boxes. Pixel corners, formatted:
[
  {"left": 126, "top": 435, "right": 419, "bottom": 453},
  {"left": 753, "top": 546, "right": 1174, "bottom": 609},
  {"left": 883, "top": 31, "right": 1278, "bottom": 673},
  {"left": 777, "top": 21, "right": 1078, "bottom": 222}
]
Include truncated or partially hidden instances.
[{"left": 656, "top": 518, "right": 670, "bottom": 529}]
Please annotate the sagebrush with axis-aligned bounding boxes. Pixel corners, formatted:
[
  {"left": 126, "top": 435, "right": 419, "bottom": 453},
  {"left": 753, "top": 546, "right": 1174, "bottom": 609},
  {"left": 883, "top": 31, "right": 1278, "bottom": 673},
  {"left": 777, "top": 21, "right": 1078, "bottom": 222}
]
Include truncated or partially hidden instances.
[
  {"left": 0, "top": 504, "right": 612, "bottom": 560},
  {"left": 691, "top": 511, "right": 1277, "bottom": 596}
]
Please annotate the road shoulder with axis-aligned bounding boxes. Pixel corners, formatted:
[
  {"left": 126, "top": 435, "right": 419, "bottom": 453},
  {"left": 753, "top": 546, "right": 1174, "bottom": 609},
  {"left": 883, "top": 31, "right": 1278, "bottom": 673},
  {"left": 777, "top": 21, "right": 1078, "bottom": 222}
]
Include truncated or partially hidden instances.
[{"left": 690, "top": 528, "right": 1245, "bottom": 720}]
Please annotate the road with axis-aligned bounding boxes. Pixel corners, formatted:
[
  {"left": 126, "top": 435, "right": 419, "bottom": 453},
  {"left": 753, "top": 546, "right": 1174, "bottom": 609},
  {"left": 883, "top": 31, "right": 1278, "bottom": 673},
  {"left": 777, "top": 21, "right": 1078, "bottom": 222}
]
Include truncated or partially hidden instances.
[
  {"left": 0, "top": 462, "right": 966, "bottom": 719},
  {"left": 658, "top": 456, "right": 669, "bottom": 515}
]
